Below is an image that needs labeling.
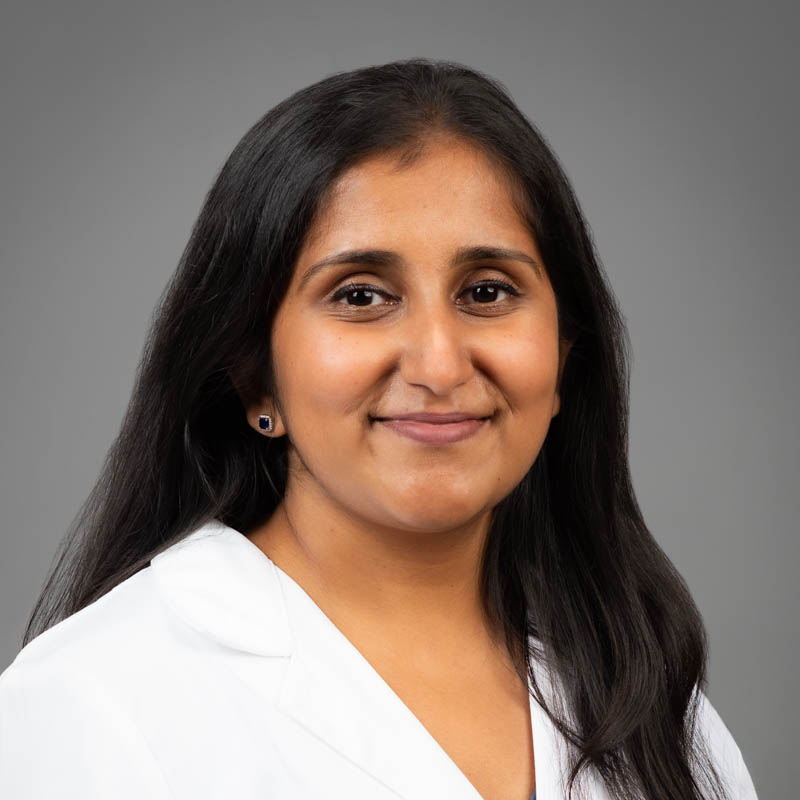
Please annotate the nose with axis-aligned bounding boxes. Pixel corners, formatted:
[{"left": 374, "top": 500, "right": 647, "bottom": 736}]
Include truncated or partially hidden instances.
[{"left": 398, "top": 300, "right": 476, "bottom": 395}]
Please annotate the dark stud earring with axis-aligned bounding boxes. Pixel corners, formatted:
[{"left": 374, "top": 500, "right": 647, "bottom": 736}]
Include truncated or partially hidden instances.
[{"left": 258, "top": 414, "right": 273, "bottom": 432}]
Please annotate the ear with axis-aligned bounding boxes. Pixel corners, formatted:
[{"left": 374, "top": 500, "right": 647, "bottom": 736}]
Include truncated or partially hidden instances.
[
  {"left": 552, "top": 338, "right": 573, "bottom": 418},
  {"left": 228, "top": 369, "right": 287, "bottom": 438}
]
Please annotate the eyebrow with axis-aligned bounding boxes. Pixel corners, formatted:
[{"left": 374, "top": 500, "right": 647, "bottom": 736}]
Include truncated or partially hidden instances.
[{"left": 297, "top": 245, "right": 544, "bottom": 290}]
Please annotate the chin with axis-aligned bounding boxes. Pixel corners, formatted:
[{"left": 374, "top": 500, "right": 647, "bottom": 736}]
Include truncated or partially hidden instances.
[{"left": 389, "top": 498, "right": 487, "bottom": 532}]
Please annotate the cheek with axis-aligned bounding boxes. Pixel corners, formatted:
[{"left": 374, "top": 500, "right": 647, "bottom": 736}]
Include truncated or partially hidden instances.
[
  {"left": 494, "top": 322, "right": 561, "bottom": 411},
  {"left": 276, "top": 319, "right": 376, "bottom": 420}
]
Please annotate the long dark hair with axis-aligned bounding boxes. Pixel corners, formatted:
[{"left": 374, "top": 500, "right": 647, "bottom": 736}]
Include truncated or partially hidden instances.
[{"left": 22, "top": 58, "right": 727, "bottom": 800}]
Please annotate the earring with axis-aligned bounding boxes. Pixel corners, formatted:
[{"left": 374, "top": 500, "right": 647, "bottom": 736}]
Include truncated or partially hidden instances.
[{"left": 258, "top": 414, "right": 273, "bottom": 433}]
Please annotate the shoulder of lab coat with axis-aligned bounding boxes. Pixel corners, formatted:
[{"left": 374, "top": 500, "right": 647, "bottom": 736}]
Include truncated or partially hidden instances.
[
  {"left": 0, "top": 568, "right": 174, "bottom": 798},
  {"left": 693, "top": 690, "right": 759, "bottom": 799},
  {"left": 0, "top": 520, "right": 758, "bottom": 799}
]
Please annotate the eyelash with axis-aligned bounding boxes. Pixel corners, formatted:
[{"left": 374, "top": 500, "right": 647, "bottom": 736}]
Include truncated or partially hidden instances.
[{"left": 328, "top": 279, "right": 521, "bottom": 309}]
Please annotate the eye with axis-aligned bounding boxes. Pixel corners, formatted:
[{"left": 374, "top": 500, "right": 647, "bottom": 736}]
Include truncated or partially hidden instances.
[
  {"left": 458, "top": 279, "right": 520, "bottom": 305},
  {"left": 328, "top": 279, "right": 521, "bottom": 309},
  {"left": 329, "top": 283, "right": 397, "bottom": 308}
]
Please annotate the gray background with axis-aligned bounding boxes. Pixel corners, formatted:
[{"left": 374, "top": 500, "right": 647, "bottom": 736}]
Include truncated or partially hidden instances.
[{"left": 1, "top": 1, "right": 797, "bottom": 796}]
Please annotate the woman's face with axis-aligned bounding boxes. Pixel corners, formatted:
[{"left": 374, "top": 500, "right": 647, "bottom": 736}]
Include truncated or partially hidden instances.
[{"left": 257, "top": 135, "right": 569, "bottom": 532}]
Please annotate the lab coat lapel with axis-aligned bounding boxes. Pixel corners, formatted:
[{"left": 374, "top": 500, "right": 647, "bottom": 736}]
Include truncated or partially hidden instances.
[
  {"left": 150, "top": 519, "right": 292, "bottom": 657},
  {"left": 273, "top": 558, "right": 486, "bottom": 799},
  {"left": 151, "top": 520, "right": 575, "bottom": 799},
  {"left": 152, "top": 521, "right": 483, "bottom": 796}
]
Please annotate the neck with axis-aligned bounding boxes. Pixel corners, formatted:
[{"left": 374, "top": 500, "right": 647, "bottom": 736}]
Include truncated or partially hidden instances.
[{"left": 244, "top": 486, "right": 507, "bottom": 673}]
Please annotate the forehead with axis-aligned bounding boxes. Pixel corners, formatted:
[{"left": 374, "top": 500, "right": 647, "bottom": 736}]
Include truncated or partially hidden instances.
[{"left": 300, "top": 137, "right": 534, "bottom": 254}]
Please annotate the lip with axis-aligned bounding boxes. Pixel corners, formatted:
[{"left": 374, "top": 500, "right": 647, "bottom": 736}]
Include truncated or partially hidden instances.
[
  {"left": 374, "top": 412, "right": 491, "bottom": 423},
  {"left": 376, "top": 417, "right": 488, "bottom": 444}
]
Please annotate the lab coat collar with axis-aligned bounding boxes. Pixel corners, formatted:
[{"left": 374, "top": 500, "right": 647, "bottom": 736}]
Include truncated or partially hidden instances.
[
  {"left": 151, "top": 519, "right": 566, "bottom": 799},
  {"left": 150, "top": 519, "right": 292, "bottom": 657}
]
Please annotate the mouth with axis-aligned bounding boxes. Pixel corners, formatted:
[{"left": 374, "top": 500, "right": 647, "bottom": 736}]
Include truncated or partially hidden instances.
[
  {"left": 370, "top": 410, "right": 494, "bottom": 423},
  {"left": 370, "top": 414, "right": 492, "bottom": 444}
]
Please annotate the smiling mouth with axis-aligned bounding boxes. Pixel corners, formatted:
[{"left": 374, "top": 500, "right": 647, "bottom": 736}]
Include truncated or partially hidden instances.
[
  {"left": 370, "top": 412, "right": 494, "bottom": 423},
  {"left": 371, "top": 416, "right": 491, "bottom": 444}
]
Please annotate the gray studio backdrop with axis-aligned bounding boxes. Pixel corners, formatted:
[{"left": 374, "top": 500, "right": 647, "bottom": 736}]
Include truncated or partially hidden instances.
[{"left": 1, "top": 1, "right": 797, "bottom": 797}]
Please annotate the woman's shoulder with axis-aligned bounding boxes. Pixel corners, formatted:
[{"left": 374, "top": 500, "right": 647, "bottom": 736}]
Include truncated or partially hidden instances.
[
  {"left": 528, "top": 648, "right": 759, "bottom": 799},
  {"left": 0, "top": 522, "right": 293, "bottom": 730},
  {"left": 1, "top": 565, "right": 167, "bottom": 686},
  {"left": 1, "top": 521, "right": 293, "bottom": 701},
  {"left": 1, "top": 522, "right": 251, "bottom": 684},
  {"left": 693, "top": 689, "right": 759, "bottom": 799},
  {"left": 0, "top": 567, "right": 177, "bottom": 798}
]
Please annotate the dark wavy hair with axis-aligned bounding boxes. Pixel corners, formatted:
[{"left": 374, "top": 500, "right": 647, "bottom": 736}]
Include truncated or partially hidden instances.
[{"left": 22, "top": 58, "right": 727, "bottom": 800}]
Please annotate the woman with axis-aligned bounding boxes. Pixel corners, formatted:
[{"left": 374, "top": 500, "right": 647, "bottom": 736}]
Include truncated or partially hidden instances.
[{"left": 0, "top": 58, "right": 757, "bottom": 799}]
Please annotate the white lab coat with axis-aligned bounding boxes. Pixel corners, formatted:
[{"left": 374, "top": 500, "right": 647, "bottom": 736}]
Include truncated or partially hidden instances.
[{"left": 0, "top": 519, "right": 758, "bottom": 798}]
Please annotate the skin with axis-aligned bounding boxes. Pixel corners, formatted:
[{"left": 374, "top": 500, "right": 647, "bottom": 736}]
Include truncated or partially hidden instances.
[{"left": 237, "top": 134, "right": 571, "bottom": 798}]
